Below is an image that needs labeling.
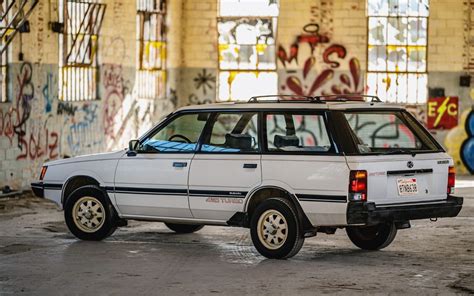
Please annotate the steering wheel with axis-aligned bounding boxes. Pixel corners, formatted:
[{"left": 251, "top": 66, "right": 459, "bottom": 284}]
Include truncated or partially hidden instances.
[{"left": 168, "top": 134, "right": 192, "bottom": 143}]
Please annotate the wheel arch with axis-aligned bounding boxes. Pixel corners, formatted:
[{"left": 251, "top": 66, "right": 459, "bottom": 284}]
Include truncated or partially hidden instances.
[
  {"left": 61, "top": 171, "right": 106, "bottom": 205},
  {"left": 244, "top": 185, "right": 313, "bottom": 230}
]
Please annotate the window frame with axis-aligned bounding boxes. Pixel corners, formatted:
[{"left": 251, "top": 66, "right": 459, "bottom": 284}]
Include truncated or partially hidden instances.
[
  {"left": 197, "top": 111, "right": 262, "bottom": 155},
  {"left": 137, "top": 111, "right": 211, "bottom": 154},
  {"left": 366, "top": 0, "right": 429, "bottom": 104},
  {"left": 216, "top": 2, "right": 279, "bottom": 102},
  {"left": 262, "top": 110, "right": 339, "bottom": 156},
  {"left": 59, "top": 0, "right": 106, "bottom": 101}
]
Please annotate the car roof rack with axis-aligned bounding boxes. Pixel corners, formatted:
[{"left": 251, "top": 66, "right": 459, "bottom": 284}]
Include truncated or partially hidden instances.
[
  {"left": 247, "top": 94, "right": 382, "bottom": 103},
  {"left": 313, "top": 94, "right": 382, "bottom": 103},
  {"left": 248, "top": 95, "right": 319, "bottom": 103}
]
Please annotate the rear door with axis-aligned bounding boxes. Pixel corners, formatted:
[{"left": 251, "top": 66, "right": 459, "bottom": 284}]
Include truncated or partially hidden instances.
[
  {"left": 261, "top": 111, "right": 349, "bottom": 226},
  {"left": 188, "top": 111, "right": 261, "bottom": 221},
  {"left": 342, "top": 110, "right": 450, "bottom": 205}
]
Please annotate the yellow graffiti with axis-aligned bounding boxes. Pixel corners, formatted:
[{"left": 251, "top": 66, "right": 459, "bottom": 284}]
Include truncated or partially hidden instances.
[{"left": 434, "top": 97, "right": 450, "bottom": 127}]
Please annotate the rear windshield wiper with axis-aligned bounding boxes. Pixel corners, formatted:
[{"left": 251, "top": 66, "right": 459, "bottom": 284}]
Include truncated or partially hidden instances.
[{"left": 381, "top": 149, "right": 417, "bottom": 156}]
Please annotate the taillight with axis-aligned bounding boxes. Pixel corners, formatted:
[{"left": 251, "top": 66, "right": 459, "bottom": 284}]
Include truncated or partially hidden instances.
[
  {"left": 349, "top": 170, "right": 367, "bottom": 201},
  {"left": 39, "top": 166, "right": 47, "bottom": 181},
  {"left": 447, "top": 166, "right": 455, "bottom": 194}
]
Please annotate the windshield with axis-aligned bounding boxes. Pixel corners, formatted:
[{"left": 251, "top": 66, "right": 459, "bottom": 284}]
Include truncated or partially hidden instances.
[{"left": 343, "top": 110, "right": 442, "bottom": 154}]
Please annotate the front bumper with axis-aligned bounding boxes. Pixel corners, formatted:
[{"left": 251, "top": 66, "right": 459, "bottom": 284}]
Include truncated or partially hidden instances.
[
  {"left": 347, "top": 195, "right": 463, "bottom": 225},
  {"left": 31, "top": 182, "right": 44, "bottom": 198}
]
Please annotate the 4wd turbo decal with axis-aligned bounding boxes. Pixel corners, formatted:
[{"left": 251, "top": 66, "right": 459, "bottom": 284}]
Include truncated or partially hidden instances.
[{"left": 206, "top": 197, "right": 244, "bottom": 204}]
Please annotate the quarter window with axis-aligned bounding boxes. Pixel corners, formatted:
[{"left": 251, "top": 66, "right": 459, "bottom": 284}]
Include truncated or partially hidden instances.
[
  {"left": 202, "top": 112, "right": 259, "bottom": 153},
  {"left": 140, "top": 113, "right": 209, "bottom": 152},
  {"left": 265, "top": 113, "right": 332, "bottom": 153}
]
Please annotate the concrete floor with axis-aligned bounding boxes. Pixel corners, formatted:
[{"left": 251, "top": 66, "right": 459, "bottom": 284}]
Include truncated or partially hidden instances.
[{"left": 0, "top": 178, "right": 473, "bottom": 295}]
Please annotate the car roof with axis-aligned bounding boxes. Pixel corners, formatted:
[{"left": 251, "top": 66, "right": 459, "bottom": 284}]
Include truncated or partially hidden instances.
[{"left": 176, "top": 101, "right": 405, "bottom": 112}]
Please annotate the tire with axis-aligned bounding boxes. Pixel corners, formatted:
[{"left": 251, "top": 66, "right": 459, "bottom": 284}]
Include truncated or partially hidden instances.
[
  {"left": 165, "top": 223, "right": 204, "bottom": 233},
  {"left": 250, "top": 198, "right": 304, "bottom": 259},
  {"left": 346, "top": 222, "right": 397, "bottom": 250},
  {"left": 64, "top": 185, "right": 117, "bottom": 241}
]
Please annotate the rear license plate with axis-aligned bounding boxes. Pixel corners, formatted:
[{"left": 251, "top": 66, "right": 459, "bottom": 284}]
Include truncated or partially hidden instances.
[{"left": 397, "top": 178, "right": 418, "bottom": 196}]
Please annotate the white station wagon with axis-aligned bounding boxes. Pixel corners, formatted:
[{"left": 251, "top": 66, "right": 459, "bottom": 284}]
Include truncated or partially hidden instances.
[{"left": 31, "top": 95, "right": 463, "bottom": 259}]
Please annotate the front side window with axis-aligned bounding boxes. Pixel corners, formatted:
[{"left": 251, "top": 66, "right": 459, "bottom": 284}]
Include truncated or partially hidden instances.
[
  {"left": 344, "top": 111, "right": 440, "bottom": 154},
  {"left": 202, "top": 112, "right": 259, "bottom": 153},
  {"left": 139, "top": 113, "right": 209, "bottom": 152},
  {"left": 265, "top": 113, "right": 332, "bottom": 153}
]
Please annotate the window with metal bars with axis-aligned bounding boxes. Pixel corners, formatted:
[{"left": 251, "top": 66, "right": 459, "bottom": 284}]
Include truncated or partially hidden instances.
[
  {"left": 366, "top": 0, "right": 429, "bottom": 104},
  {"left": 136, "top": 0, "right": 166, "bottom": 99},
  {"left": 217, "top": 0, "right": 279, "bottom": 102},
  {"left": 59, "top": 0, "right": 105, "bottom": 101},
  {"left": 0, "top": 0, "right": 9, "bottom": 103}
]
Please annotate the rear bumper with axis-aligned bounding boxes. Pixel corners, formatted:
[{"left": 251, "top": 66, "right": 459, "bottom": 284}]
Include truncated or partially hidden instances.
[
  {"left": 347, "top": 195, "right": 463, "bottom": 225},
  {"left": 31, "top": 182, "right": 44, "bottom": 198}
]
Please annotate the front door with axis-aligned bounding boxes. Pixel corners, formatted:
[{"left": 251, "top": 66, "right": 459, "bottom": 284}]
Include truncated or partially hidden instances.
[
  {"left": 189, "top": 112, "right": 262, "bottom": 221},
  {"left": 114, "top": 112, "right": 210, "bottom": 218}
]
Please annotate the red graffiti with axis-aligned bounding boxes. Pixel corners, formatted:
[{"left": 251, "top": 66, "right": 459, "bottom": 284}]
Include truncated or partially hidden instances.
[
  {"left": 277, "top": 23, "right": 329, "bottom": 67},
  {"left": 277, "top": 44, "right": 299, "bottom": 67},
  {"left": 16, "top": 128, "right": 59, "bottom": 161},
  {"left": 102, "top": 64, "right": 128, "bottom": 140},
  {"left": 279, "top": 23, "right": 363, "bottom": 97},
  {"left": 322, "top": 44, "right": 347, "bottom": 68}
]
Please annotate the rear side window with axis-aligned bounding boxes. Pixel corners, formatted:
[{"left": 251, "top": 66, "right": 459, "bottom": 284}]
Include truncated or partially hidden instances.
[
  {"left": 201, "top": 112, "right": 259, "bottom": 153},
  {"left": 344, "top": 111, "right": 441, "bottom": 154},
  {"left": 265, "top": 113, "right": 332, "bottom": 153}
]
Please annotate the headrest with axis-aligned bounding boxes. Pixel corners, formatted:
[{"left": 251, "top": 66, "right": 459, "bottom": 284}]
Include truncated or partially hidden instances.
[
  {"left": 225, "top": 133, "right": 252, "bottom": 150},
  {"left": 274, "top": 135, "right": 299, "bottom": 148}
]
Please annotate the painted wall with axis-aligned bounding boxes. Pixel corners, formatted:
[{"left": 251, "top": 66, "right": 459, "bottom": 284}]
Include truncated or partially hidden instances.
[{"left": 0, "top": 0, "right": 472, "bottom": 191}]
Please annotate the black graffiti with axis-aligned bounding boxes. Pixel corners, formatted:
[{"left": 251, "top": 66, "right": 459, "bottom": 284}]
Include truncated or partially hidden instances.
[{"left": 57, "top": 102, "right": 78, "bottom": 116}]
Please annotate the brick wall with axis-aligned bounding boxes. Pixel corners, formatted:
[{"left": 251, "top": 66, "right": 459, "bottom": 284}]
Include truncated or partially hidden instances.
[{"left": 0, "top": 0, "right": 471, "bottom": 191}]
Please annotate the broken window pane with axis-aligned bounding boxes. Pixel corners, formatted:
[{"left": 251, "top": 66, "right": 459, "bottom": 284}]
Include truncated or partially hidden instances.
[
  {"left": 368, "top": 45, "right": 387, "bottom": 71},
  {"left": 369, "top": 17, "right": 387, "bottom": 45}
]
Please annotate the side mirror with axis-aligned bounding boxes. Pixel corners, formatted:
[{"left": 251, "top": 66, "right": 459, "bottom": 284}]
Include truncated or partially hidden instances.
[{"left": 127, "top": 140, "right": 139, "bottom": 156}]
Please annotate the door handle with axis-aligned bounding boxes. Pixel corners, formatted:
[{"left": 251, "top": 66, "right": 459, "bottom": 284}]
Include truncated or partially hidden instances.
[
  {"left": 173, "top": 162, "right": 188, "bottom": 168},
  {"left": 243, "top": 163, "right": 258, "bottom": 169}
]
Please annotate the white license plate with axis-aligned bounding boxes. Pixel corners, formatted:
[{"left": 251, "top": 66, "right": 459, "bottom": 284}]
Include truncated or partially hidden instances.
[{"left": 397, "top": 178, "right": 418, "bottom": 196}]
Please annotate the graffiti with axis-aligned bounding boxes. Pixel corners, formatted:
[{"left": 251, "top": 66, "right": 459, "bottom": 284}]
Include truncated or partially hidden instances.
[
  {"left": 188, "top": 94, "right": 213, "bottom": 105},
  {"left": 102, "top": 37, "right": 128, "bottom": 63},
  {"left": 193, "top": 69, "right": 216, "bottom": 95},
  {"left": 278, "top": 24, "right": 363, "bottom": 97},
  {"left": 64, "top": 103, "right": 102, "bottom": 156},
  {"left": 427, "top": 97, "right": 459, "bottom": 129},
  {"left": 14, "top": 62, "right": 35, "bottom": 149},
  {"left": 445, "top": 110, "right": 473, "bottom": 175},
  {"left": 277, "top": 23, "right": 330, "bottom": 67},
  {"left": 0, "top": 108, "right": 15, "bottom": 143},
  {"left": 57, "top": 101, "right": 78, "bottom": 116},
  {"left": 406, "top": 104, "right": 426, "bottom": 124},
  {"left": 42, "top": 72, "right": 54, "bottom": 113},
  {"left": 16, "top": 126, "right": 59, "bottom": 161},
  {"left": 460, "top": 110, "right": 474, "bottom": 174},
  {"left": 102, "top": 64, "right": 129, "bottom": 139}
]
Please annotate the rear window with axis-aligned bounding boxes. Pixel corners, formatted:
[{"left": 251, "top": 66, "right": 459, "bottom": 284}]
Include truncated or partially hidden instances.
[{"left": 344, "top": 111, "right": 441, "bottom": 154}]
